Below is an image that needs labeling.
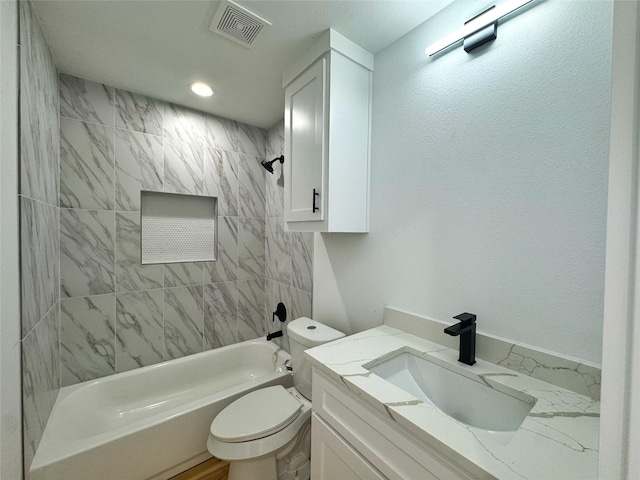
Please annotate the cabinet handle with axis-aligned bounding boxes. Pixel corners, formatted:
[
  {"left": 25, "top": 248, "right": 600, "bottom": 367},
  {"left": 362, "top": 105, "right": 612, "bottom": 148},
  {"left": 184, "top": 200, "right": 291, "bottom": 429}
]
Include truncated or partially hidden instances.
[{"left": 313, "top": 189, "right": 320, "bottom": 213}]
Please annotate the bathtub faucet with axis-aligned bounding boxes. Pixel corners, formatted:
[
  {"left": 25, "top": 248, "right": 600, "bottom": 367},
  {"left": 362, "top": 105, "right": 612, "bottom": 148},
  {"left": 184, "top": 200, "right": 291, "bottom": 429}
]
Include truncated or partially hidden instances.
[{"left": 266, "top": 330, "right": 283, "bottom": 341}]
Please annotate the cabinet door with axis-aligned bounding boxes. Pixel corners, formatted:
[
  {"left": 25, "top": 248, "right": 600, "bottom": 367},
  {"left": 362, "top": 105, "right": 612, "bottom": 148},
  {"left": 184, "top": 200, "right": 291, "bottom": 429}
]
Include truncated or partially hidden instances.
[
  {"left": 284, "top": 57, "right": 326, "bottom": 223},
  {"left": 311, "top": 413, "right": 385, "bottom": 480}
]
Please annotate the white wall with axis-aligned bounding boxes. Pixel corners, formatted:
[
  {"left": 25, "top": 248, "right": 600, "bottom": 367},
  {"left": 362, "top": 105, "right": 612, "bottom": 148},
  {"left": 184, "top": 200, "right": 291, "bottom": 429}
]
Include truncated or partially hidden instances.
[
  {"left": 313, "top": 0, "right": 612, "bottom": 364},
  {"left": 0, "top": 0, "right": 23, "bottom": 478}
]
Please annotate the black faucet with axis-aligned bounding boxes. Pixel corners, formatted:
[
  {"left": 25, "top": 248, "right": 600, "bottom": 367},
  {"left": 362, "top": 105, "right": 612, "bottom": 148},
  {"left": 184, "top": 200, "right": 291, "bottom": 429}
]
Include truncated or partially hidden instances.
[
  {"left": 444, "top": 313, "right": 477, "bottom": 366},
  {"left": 266, "top": 330, "right": 283, "bottom": 341}
]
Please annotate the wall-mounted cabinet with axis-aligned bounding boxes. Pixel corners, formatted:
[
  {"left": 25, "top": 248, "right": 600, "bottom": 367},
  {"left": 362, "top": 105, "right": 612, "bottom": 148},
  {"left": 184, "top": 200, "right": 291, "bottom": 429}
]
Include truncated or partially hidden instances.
[{"left": 282, "top": 29, "right": 373, "bottom": 233}]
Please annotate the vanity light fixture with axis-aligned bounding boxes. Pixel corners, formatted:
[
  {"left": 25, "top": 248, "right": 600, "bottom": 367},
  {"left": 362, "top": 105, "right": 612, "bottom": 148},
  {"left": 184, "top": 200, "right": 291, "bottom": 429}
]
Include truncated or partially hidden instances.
[
  {"left": 425, "top": 0, "right": 536, "bottom": 56},
  {"left": 190, "top": 82, "right": 214, "bottom": 97}
]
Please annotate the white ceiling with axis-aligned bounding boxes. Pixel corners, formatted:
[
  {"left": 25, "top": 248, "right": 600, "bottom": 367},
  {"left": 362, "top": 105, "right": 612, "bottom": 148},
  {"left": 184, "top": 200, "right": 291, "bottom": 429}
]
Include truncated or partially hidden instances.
[{"left": 32, "top": 0, "right": 452, "bottom": 129}]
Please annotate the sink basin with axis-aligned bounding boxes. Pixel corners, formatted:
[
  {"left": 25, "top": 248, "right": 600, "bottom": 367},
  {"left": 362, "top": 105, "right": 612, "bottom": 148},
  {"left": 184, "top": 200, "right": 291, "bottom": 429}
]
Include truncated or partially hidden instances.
[{"left": 365, "top": 348, "right": 536, "bottom": 433}]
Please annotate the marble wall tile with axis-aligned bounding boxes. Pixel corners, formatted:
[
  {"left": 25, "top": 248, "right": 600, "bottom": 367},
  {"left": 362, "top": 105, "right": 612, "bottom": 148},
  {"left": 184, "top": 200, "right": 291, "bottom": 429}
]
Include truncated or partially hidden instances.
[
  {"left": 288, "top": 285, "right": 312, "bottom": 320},
  {"left": 266, "top": 218, "right": 292, "bottom": 285},
  {"left": 265, "top": 161, "right": 284, "bottom": 219},
  {"left": 205, "top": 114, "right": 238, "bottom": 152},
  {"left": 115, "top": 89, "right": 163, "bottom": 136},
  {"left": 115, "top": 290, "right": 164, "bottom": 372},
  {"left": 238, "top": 123, "right": 266, "bottom": 157},
  {"left": 204, "top": 147, "right": 238, "bottom": 216},
  {"left": 204, "top": 282, "right": 238, "bottom": 350},
  {"left": 60, "top": 209, "right": 115, "bottom": 298},
  {"left": 60, "top": 295, "right": 116, "bottom": 386},
  {"left": 266, "top": 120, "right": 284, "bottom": 158},
  {"left": 115, "top": 212, "right": 163, "bottom": 292},
  {"left": 164, "top": 286, "right": 204, "bottom": 359},
  {"left": 164, "top": 104, "right": 204, "bottom": 145},
  {"left": 265, "top": 279, "right": 289, "bottom": 351},
  {"left": 20, "top": 0, "right": 59, "bottom": 206},
  {"left": 165, "top": 262, "right": 204, "bottom": 287},
  {"left": 60, "top": 73, "right": 114, "bottom": 126},
  {"left": 164, "top": 138, "right": 204, "bottom": 195},
  {"left": 20, "top": 3, "right": 60, "bottom": 472},
  {"left": 292, "top": 231, "right": 313, "bottom": 293},
  {"left": 239, "top": 154, "right": 266, "bottom": 218},
  {"left": 115, "top": 129, "right": 163, "bottom": 211},
  {"left": 22, "top": 304, "right": 59, "bottom": 471},
  {"left": 239, "top": 218, "right": 265, "bottom": 280},
  {"left": 205, "top": 216, "right": 238, "bottom": 283},
  {"left": 238, "top": 279, "right": 266, "bottom": 341},
  {"left": 21, "top": 198, "right": 59, "bottom": 336},
  {"left": 60, "top": 118, "right": 115, "bottom": 210}
]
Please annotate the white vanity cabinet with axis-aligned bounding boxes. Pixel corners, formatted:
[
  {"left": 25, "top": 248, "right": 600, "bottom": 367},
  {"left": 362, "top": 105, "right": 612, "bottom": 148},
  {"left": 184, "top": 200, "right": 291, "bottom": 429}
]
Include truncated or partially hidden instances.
[
  {"left": 311, "top": 370, "right": 478, "bottom": 480},
  {"left": 282, "top": 29, "right": 373, "bottom": 233}
]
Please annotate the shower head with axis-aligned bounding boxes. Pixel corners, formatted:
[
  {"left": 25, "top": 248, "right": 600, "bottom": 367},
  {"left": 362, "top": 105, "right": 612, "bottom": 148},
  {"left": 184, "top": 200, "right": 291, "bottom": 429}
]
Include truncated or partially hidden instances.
[{"left": 261, "top": 155, "right": 284, "bottom": 174}]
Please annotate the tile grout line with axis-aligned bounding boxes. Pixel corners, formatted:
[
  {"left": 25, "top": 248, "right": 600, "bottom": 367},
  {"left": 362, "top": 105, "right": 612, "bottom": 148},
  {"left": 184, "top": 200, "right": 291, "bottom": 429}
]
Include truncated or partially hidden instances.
[
  {"left": 162, "top": 102, "right": 166, "bottom": 363},
  {"left": 112, "top": 95, "right": 117, "bottom": 374}
]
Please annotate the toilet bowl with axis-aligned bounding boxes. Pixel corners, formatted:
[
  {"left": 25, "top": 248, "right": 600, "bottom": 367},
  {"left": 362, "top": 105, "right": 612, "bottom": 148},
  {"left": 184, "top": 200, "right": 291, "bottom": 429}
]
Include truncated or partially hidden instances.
[{"left": 207, "top": 317, "right": 344, "bottom": 480}]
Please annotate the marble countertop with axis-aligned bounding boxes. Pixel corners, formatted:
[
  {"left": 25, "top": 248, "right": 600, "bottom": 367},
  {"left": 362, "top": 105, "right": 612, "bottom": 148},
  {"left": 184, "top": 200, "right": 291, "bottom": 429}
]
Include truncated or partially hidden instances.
[{"left": 305, "top": 326, "right": 599, "bottom": 480}]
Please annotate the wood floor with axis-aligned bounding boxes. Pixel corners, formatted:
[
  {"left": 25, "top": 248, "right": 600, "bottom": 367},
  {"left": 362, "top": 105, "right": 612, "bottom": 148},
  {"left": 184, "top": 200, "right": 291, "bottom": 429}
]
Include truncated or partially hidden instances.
[{"left": 170, "top": 457, "right": 229, "bottom": 480}]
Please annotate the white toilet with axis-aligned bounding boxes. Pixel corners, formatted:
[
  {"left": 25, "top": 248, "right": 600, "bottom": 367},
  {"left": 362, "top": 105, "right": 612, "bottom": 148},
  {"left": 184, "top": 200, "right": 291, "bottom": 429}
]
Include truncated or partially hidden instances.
[{"left": 207, "top": 317, "right": 344, "bottom": 480}]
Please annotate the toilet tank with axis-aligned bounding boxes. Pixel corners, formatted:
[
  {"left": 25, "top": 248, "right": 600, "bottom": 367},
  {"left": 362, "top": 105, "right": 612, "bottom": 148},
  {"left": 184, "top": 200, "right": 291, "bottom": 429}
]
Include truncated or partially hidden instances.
[{"left": 287, "top": 317, "right": 344, "bottom": 400}]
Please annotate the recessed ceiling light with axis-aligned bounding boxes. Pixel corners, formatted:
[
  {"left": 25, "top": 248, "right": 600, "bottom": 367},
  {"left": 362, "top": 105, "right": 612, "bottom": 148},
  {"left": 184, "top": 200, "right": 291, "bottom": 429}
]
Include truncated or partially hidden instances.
[{"left": 190, "top": 82, "right": 214, "bottom": 97}]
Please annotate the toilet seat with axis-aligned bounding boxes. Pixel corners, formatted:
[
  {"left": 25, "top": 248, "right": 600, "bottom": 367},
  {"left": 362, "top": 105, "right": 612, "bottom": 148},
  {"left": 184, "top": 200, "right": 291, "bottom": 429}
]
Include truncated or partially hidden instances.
[
  {"left": 208, "top": 386, "right": 312, "bottom": 462},
  {"left": 211, "top": 385, "right": 302, "bottom": 443}
]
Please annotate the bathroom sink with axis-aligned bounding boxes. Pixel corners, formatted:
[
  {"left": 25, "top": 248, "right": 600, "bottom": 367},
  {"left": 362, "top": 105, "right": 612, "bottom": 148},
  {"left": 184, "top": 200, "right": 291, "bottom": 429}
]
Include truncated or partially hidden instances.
[{"left": 365, "top": 348, "right": 536, "bottom": 433}]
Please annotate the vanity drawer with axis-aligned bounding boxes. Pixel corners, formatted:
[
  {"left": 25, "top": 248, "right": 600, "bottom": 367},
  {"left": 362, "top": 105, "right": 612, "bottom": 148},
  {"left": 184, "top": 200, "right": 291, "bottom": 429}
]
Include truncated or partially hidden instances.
[{"left": 312, "top": 370, "right": 477, "bottom": 480}]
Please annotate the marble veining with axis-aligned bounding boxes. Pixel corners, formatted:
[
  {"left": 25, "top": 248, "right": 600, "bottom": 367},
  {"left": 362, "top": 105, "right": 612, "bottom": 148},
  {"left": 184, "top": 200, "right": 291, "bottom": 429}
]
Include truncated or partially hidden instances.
[
  {"left": 164, "top": 286, "right": 204, "bottom": 359},
  {"left": 205, "top": 115, "right": 238, "bottom": 152},
  {"left": 306, "top": 326, "right": 600, "bottom": 480},
  {"left": 115, "top": 129, "right": 163, "bottom": 211},
  {"left": 59, "top": 74, "right": 115, "bottom": 126},
  {"left": 287, "top": 285, "right": 312, "bottom": 321},
  {"left": 265, "top": 118, "right": 284, "bottom": 220},
  {"left": 204, "top": 282, "right": 239, "bottom": 349},
  {"left": 239, "top": 154, "right": 266, "bottom": 218},
  {"left": 205, "top": 216, "right": 238, "bottom": 283},
  {"left": 266, "top": 218, "right": 292, "bottom": 285},
  {"left": 20, "top": 0, "right": 59, "bottom": 206},
  {"left": 265, "top": 161, "right": 285, "bottom": 219},
  {"left": 164, "top": 138, "right": 204, "bottom": 195},
  {"left": 265, "top": 120, "right": 284, "bottom": 159},
  {"left": 60, "top": 117, "right": 115, "bottom": 210},
  {"left": 204, "top": 147, "right": 238, "bottom": 216},
  {"left": 115, "top": 89, "right": 163, "bottom": 136},
  {"left": 21, "top": 197, "right": 59, "bottom": 336},
  {"left": 60, "top": 295, "right": 116, "bottom": 386},
  {"left": 115, "top": 289, "right": 164, "bottom": 372},
  {"left": 22, "top": 305, "right": 59, "bottom": 471},
  {"left": 496, "top": 344, "right": 602, "bottom": 401},
  {"left": 60, "top": 209, "right": 115, "bottom": 298},
  {"left": 164, "top": 104, "right": 204, "bottom": 146},
  {"left": 164, "top": 262, "right": 204, "bottom": 288},
  {"left": 20, "top": 3, "right": 60, "bottom": 472},
  {"left": 239, "top": 218, "right": 265, "bottom": 280},
  {"left": 238, "top": 279, "right": 266, "bottom": 341},
  {"left": 115, "top": 212, "right": 163, "bottom": 292},
  {"left": 238, "top": 123, "right": 266, "bottom": 157},
  {"left": 292, "top": 231, "right": 313, "bottom": 293},
  {"left": 45, "top": 75, "right": 302, "bottom": 392}
]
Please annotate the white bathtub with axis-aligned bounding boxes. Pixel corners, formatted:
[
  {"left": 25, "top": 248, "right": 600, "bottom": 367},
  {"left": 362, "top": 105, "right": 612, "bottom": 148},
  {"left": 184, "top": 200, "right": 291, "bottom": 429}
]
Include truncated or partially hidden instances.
[{"left": 30, "top": 339, "right": 293, "bottom": 480}]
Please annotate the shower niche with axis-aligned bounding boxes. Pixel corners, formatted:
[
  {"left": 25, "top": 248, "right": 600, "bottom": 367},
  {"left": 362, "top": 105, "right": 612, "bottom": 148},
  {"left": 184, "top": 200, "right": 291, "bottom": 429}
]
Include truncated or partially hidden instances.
[{"left": 140, "top": 191, "right": 218, "bottom": 264}]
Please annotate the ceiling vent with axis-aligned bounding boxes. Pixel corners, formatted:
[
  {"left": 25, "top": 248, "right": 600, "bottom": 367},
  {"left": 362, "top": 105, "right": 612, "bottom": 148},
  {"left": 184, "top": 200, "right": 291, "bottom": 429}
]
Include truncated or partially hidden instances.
[{"left": 209, "top": 0, "right": 271, "bottom": 48}]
